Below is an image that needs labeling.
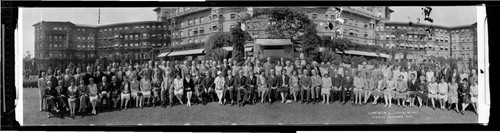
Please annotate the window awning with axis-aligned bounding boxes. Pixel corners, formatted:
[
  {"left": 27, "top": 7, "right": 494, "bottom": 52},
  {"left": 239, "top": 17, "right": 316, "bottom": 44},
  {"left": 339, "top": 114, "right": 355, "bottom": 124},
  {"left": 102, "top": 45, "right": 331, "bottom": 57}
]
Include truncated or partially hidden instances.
[
  {"left": 167, "top": 49, "right": 204, "bottom": 57},
  {"left": 255, "top": 39, "right": 293, "bottom": 46},
  {"left": 222, "top": 47, "right": 253, "bottom": 52},
  {"left": 337, "top": 50, "right": 390, "bottom": 59},
  {"left": 157, "top": 51, "right": 171, "bottom": 58}
]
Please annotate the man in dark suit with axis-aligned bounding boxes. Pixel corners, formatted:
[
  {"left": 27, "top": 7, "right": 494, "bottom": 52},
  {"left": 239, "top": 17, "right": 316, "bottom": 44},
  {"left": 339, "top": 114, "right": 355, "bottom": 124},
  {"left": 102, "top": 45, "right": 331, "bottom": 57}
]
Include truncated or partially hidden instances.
[
  {"left": 236, "top": 70, "right": 248, "bottom": 107},
  {"left": 342, "top": 70, "right": 353, "bottom": 105},
  {"left": 278, "top": 69, "right": 290, "bottom": 104},
  {"left": 442, "top": 64, "right": 452, "bottom": 83},
  {"left": 331, "top": 72, "right": 344, "bottom": 103},
  {"left": 98, "top": 76, "right": 111, "bottom": 110},
  {"left": 93, "top": 66, "right": 105, "bottom": 84},
  {"left": 225, "top": 70, "right": 236, "bottom": 106},
  {"left": 245, "top": 70, "right": 257, "bottom": 105},
  {"left": 267, "top": 69, "right": 279, "bottom": 104}
]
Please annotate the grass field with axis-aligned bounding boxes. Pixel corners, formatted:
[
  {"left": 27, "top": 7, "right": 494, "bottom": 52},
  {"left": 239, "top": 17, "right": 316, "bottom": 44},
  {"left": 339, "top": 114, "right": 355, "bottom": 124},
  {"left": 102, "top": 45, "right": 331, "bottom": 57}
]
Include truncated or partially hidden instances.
[{"left": 22, "top": 87, "right": 477, "bottom": 126}]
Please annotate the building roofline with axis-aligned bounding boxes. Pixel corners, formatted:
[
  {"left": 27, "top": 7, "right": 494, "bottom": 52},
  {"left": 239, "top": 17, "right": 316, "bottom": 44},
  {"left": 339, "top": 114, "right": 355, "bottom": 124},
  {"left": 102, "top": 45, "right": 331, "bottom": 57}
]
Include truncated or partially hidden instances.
[
  {"left": 33, "top": 20, "right": 164, "bottom": 28},
  {"left": 384, "top": 21, "right": 476, "bottom": 30}
]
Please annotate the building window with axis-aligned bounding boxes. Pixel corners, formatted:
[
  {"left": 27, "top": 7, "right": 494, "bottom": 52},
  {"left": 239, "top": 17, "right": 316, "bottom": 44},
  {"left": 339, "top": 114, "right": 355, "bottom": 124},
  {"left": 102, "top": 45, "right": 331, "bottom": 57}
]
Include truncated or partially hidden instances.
[
  {"left": 199, "top": 28, "right": 204, "bottom": 34},
  {"left": 146, "top": 25, "right": 150, "bottom": 29},
  {"left": 230, "top": 13, "right": 236, "bottom": 19},
  {"left": 212, "top": 25, "right": 217, "bottom": 31},
  {"left": 312, "top": 14, "right": 317, "bottom": 19}
]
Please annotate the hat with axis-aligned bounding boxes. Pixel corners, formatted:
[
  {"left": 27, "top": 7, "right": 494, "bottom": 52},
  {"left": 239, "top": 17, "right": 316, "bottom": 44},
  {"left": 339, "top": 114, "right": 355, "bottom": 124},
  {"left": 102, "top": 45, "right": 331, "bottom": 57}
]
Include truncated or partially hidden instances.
[{"left": 217, "top": 71, "right": 222, "bottom": 75}]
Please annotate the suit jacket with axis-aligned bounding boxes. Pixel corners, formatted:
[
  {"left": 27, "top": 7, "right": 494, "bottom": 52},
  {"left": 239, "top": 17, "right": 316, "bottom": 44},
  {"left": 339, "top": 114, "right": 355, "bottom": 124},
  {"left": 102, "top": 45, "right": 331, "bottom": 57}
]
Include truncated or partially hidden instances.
[
  {"left": 332, "top": 74, "right": 344, "bottom": 88},
  {"left": 246, "top": 75, "right": 257, "bottom": 90},
  {"left": 94, "top": 71, "right": 105, "bottom": 84},
  {"left": 98, "top": 82, "right": 110, "bottom": 94},
  {"left": 202, "top": 76, "right": 214, "bottom": 89},
  {"left": 407, "top": 79, "right": 419, "bottom": 91},
  {"left": 277, "top": 75, "right": 290, "bottom": 88},
  {"left": 235, "top": 75, "right": 246, "bottom": 90},
  {"left": 342, "top": 75, "right": 354, "bottom": 89},
  {"left": 183, "top": 78, "right": 194, "bottom": 91},
  {"left": 109, "top": 81, "right": 121, "bottom": 96},
  {"left": 225, "top": 76, "right": 236, "bottom": 89},
  {"left": 267, "top": 75, "right": 279, "bottom": 89}
]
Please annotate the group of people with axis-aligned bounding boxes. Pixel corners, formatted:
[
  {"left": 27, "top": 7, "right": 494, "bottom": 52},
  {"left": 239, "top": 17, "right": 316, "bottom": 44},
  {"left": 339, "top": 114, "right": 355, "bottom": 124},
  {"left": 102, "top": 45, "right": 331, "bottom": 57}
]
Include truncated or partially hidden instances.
[{"left": 37, "top": 56, "right": 479, "bottom": 118}]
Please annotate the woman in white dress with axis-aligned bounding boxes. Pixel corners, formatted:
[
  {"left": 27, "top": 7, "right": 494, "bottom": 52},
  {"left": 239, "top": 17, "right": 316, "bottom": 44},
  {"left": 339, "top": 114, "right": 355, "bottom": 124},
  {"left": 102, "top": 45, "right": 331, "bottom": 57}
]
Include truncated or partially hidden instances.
[
  {"left": 130, "top": 76, "right": 141, "bottom": 108},
  {"left": 427, "top": 77, "right": 438, "bottom": 110},
  {"left": 470, "top": 80, "right": 478, "bottom": 114},
  {"left": 88, "top": 78, "right": 99, "bottom": 115},
  {"left": 140, "top": 76, "right": 152, "bottom": 107},
  {"left": 321, "top": 73, "right": 332, "bottom": 104},
  {"left": 66, "top": 80, "right": 78, "bottom": 117},
  {"left": 384, "top": 75, "right": 396, "bottom": 107},
  {"left": 173, "top": 73, "right": 185, "bottom": 105},
  {"left": 437, "top": 77, "right": 448, "bottom": 111},
  {"left": 214, "top": 71, "right": 226, "bottom": 105}
]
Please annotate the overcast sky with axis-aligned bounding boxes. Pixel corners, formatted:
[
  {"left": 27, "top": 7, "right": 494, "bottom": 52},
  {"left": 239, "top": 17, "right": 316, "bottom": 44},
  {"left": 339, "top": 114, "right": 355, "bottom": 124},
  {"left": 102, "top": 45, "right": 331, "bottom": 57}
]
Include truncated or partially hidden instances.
[{"left": 20, "top": 6, "right": 477, "bottom": 56}]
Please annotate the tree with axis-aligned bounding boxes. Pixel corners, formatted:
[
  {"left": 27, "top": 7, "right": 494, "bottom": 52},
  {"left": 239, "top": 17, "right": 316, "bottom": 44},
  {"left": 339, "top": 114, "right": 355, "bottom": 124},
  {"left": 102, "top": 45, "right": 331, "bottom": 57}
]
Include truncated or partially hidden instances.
[
  {"left": 231, "top": 22, "right": 246, "bottom": 63},
  {"left": 322, "top": 36, "right": 352, "bottom": 54},
  {"left": 210, "top": 48, "right": 229, "bottom": 62},
  {"left": 205, "top": 32, "right": 231, "bottom": 61}
]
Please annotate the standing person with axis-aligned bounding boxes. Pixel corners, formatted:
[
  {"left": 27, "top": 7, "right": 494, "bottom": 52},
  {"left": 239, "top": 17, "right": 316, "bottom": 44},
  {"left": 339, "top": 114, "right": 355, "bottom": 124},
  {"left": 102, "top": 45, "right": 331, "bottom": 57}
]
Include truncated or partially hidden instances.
[
  {"left": 459, "top": 78, "right": 471, "bottom": 115},
  {"left": 94, "top": 66, "right": 105, "bottom": 84},
  {"left": 278, "top": 69, "right": 290, "bottom": 104},
  {"left": 47, "top": 69, "right": 59, "bottom": 90},
  {"left": 341, "top": 70, "right": 353, "bottom": 105},
  {"left": 38, "top": 72, "right": 48, "bottom": 111},
  {"left": 284, "top": 61, "right": 294, "bottom": 76},
  {"left": 82, "top": 66, "right": 93, "bottom": 85},
  {"left": 225, "top": 70, "right": 236, "bottom": 105},
  {"left": 384, "top": 75, "right": 396, "bottom": 107},
  {"left": 242, "top": 61, "right": 251, "bottom": 78},
  {"left": 245, "top": 70, "right": 257, "bottom": 105},
  {"left": 321, "top": 72, "right": 332, "bottom": 104},
  {"left": 395, "top": 75, "right": 408, "bottom": 107},
  {"left": 257, "top": 70, "right": 268, "bottom": 103},
  {"left": 447, "top": 77, "right": 459, "bottom": 113},
  {"left": 353, "top": 72, "right": 364, "bottom": 105},
  {"left": 120, "top": 76, "right": 131, "bottom": 109},
  {"left": 44, "top": 81, "right": 60, "bottom": 118},
  {"left": 151, "top": 74, "right": 162, "bottom": 108},
  {"left": 428, "top": 77, "right": 438, "bottom": 110},
  {"left": 263, "top": 57, "right": 272, "bottom": 77},
  {"left": 437, "top": 77, "right": 449, "bottom": 111},
  {"left": 426, "top": 67, "right": 435, "bottom": 84},
  {"left": 300, "top": 69, "right": 312, "bottom": 104},
  {"left": 470, "top": 80, "right": 478, "bottom": 115},
  {"left": 311, "top": 69, "right": 322, "bottom": 104},
  {"left": 275, "top": 61, "right": 283, "bottom": 77},
  {"left": 290, "top": 70, "right": 300, "bottom": 102},
  {"left": 173, "top": 73, "right": 185, "bottom": 105},
  {"left": 74, "top": 68, "right": 83, "bottom": 86},
  {"left": 416, "top": 75, "right": 428, "bottom": 108},
  {"left": 214, "top": 71, "right": 225, "bottom": 105},
  {"left": 407, "top": 74, "right": 418, "bottom": 107},
  {"left": 67, "top": 80, "right": 78, "bottom": 118},
  {"left": 267, "top": 69, "right": 279, "bottom": 104},
  {"left": 63, "top": 69, "right": 73, "bottom": 91},
  {"left": 372, "top": 75, "right": 386, "bottom": 105},
  {"left": 232, "top": 61, "right": 241, "bottom": 77},
  {"left": 254, "top": 60, "right": 262, "bottom": 75},
  {"left": 459, "top": 68, "right": 469, "bottom": 82},
  {"left": 183, "top": 73, "right": 194, "bottom": 106},
  {"left": 88, "top": 78, "right": 99, "bottom": 115}
]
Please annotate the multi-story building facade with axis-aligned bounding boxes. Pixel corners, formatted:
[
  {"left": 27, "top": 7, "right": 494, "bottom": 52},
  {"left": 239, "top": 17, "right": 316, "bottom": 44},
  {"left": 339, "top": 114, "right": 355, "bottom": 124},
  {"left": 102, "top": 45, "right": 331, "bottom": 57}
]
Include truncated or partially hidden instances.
[
  {"left": 153, "top": 7, "right": 393, "bottom": 59},
  {"left": 378, "top": 22, "right": 477, "bottom": 67},
  {"left": 33, "top": 21, "right": 170, "bottom": 71}
]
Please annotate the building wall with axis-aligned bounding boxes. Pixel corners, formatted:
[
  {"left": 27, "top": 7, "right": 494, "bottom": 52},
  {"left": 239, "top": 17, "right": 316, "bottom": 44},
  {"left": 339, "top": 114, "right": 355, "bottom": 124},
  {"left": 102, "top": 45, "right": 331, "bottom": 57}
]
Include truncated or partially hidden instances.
[
  {"left": 33, "top": 21, "right": 170, "bottom": 71},
  {"left": 156, "top": 7, "right": 387, "bottom": 47},
  {"left": 380, "top": 22, "right": 477, "bottom": 66}
]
